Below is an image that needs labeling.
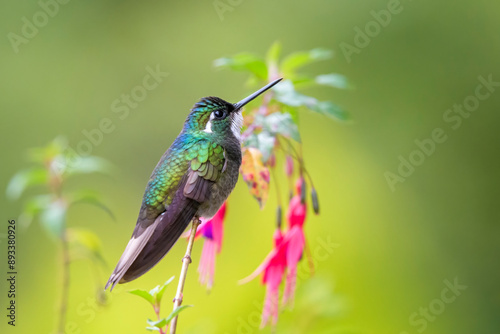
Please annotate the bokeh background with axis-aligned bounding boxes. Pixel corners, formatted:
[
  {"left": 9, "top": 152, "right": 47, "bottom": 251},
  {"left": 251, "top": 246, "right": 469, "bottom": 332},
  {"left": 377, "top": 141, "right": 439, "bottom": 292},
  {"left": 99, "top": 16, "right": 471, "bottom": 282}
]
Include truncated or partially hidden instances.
[{"left": 1, "top": 0, "right": 500, "bottom": 333}]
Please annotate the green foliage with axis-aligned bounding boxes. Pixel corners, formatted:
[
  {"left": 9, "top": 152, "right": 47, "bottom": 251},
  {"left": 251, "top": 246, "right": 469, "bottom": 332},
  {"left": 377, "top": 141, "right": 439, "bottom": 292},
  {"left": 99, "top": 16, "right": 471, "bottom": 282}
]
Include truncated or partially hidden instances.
[
  {"left": 129, "top": 278, "right": 192, "bottom": 333},
  {"left": 67, "top": 228, "right": 107, "bottom": 266},
  {"left": 6, "top": 137, "right": 113, "bottom": 239},
  {"left": 6, "top": 137, "right": 113, "bottom": 333},
  {"left": 215, "top": 43, "right": 350, "bottom": 207}
]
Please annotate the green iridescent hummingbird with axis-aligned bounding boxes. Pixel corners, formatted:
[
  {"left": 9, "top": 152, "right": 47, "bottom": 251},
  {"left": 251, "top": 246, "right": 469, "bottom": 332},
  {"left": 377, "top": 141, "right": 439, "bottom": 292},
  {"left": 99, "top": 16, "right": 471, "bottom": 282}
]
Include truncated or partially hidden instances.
[{"left": 105, "top": 78, "right": 282, "bottom": 290}]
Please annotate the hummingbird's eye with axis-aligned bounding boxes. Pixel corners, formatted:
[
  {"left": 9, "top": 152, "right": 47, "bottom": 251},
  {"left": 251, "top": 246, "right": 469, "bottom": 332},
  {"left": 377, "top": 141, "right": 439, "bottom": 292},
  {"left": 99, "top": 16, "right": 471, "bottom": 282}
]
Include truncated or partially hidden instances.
[{"left": 213, "top": 110, "right": 225, "bottom": 119}]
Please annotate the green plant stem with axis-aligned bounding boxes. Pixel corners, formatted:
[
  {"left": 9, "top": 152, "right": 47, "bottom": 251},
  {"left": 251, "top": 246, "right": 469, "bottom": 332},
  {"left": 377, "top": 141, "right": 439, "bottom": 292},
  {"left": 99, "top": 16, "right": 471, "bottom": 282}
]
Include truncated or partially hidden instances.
[
  {"left": 169, "top": 217, "right": 201, "bottom": 334},
  {"left": 58, "top": 229, "right": 70, "bottom": 334},
  {"left": 154, "top": 306, "right": 166, "bottom": 334}
]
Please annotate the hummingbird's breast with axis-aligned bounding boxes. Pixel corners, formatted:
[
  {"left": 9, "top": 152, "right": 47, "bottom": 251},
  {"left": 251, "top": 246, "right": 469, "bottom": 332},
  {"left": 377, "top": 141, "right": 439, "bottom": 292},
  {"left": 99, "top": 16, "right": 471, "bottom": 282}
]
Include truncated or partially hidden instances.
[{"left": 197, "top": 137, "right": 241, "bottom": 218}]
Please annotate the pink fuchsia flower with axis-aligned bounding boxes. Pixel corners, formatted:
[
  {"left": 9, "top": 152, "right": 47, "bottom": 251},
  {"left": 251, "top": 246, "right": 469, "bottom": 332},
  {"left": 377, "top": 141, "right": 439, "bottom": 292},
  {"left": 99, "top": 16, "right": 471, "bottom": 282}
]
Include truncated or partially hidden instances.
[
  {"left": 261, "top": 229, "right": 287, "bottom": 327},
  {"left": 240, "top": 228, "right": 287, "bottom": 328},
  {"left": 282, "top": 178, "right": 307, "bottom": 307},
  {"left": 195, "top": 202, "right": 227, "bottom": 290}
]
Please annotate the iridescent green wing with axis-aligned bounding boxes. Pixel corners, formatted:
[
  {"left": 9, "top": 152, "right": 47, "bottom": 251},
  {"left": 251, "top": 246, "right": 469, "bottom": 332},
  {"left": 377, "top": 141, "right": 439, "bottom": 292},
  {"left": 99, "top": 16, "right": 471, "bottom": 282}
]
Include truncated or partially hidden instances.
[{"left": 183, "top": 140, "right": 225, "bottom": 203}]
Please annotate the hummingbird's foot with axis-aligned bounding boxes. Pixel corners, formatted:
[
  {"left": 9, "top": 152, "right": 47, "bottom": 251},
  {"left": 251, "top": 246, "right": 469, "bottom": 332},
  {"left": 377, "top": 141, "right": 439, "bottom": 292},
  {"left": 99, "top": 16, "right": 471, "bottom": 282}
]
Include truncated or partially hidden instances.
[{"left": 183, "top": 255, "right": 192, "bottom": 264}]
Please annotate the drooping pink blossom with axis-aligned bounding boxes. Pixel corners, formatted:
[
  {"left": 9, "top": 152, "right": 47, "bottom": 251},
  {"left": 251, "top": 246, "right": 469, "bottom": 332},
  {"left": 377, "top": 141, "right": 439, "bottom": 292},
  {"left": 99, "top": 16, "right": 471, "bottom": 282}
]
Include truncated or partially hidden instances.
[
  {"left": 282, "top": 178, "right": 307, "bottom": 307},
  {"left": 261, "top": 229, "right": 287, "bottom": 327},
  {"left": 240, "top": 177, "right": 309, "bottom": 327},
  {"left": 240, "top": 228, "right": 287, "bottom": 328},
  {"left": 195, "top": 202, "right": 227, "bottom": 290}
]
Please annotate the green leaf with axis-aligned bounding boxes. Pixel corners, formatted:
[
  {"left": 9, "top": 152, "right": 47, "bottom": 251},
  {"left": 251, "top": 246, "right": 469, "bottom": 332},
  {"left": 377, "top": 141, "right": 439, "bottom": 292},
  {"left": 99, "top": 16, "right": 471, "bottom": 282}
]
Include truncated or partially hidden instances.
[
  {"left": 273, "top": 80, "right": 317, "bottom": 107},
  {"left": 315, "top": 73, "right": 350, "bottom": 89},
  {"left": 154, "top": 277, "right": 175, "bottom": 305},
  {"left": 129, "top": 289, "right": 155, "bottom": 306},
  {"left": 64, "top": 156, "right": 113, "bottom": 176},
  {"left": 6, "top": 168, "right": 48, "bottom": 200},
  {"left": 262, "top": 113, "right": 301, "bottom": 142},
  {"left": 27, "top": 136, "right": 67, "bottom": 163},
  {"left": 70, "top": 190, "right": 115, "bottom": 221},
  {"left": 145, "top": 305, "right": 192, "bottom": 330},
  {"left": 147, "top": 318, "right": 167, "bottom": 329},
  {"left": 18, "top": 195, "right": 52, "bottom": 229},
  {"left": 164, "top": 305, "right": 193, "bottom": 324},
  {"left": 281, "top": 48, "right": 333, "bottom": 77},
  {"left": 273, "top": 80, "right": 349, "bottom": 121},
  {"left": 266, "top": 41, "right": 281, "bottom": 67},
  {"left": 67, "top": 228, "right": 107, "bottom": 266},
  {"left": 213, "top": 53, "right": 267, "bottom": 79},
  {"left": 243, "top": 132, "right": 275, "bottom": 163},
  {"left": 311, "top": 101, "right": 349, "bottom": 121},
  {"left": 40, "top": 199, "right": 67, "bottom": 237}
]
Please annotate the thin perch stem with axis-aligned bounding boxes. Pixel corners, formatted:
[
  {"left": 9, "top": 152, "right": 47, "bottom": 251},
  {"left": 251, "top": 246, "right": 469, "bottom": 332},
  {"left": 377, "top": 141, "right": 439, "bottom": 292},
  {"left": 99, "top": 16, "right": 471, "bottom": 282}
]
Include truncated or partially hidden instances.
[
  {"left": 58, "top": 229, "right": 70, "bottom": 334},
  {"left": 169, "top": 217, "right": 201, "bottom": 334}
]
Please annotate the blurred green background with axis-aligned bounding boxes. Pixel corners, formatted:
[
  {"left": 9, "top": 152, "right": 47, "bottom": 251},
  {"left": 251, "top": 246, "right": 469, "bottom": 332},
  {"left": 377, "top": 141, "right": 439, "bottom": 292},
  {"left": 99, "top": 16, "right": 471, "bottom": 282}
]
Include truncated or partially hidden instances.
[{"left": 1, "top": 0, "right": 500, "bottom": 333}]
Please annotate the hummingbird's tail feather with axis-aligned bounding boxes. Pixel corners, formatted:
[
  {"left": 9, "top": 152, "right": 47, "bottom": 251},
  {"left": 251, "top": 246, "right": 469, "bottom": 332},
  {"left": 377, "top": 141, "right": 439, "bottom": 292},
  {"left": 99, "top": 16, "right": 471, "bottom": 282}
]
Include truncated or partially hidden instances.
[
  {"left": 105, "top": 216, "right": 160, "bottom": 291},
  {"left": 120, "top": 198, "right": 199, "bottom": 283}
]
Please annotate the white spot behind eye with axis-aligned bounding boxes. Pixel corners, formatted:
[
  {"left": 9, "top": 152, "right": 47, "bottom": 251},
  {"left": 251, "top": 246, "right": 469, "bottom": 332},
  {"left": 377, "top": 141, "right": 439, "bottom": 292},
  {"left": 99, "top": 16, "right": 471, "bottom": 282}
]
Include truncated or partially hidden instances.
[{"left": 204, "top": 112, "right": 215, "bottom": 133}]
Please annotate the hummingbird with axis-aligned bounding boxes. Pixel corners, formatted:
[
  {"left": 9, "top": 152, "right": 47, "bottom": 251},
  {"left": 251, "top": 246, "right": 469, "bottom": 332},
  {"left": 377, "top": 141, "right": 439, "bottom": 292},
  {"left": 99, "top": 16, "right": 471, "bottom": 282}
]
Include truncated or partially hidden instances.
[{"left": 105, "top": 78, "right": 282, "bottom": 290}]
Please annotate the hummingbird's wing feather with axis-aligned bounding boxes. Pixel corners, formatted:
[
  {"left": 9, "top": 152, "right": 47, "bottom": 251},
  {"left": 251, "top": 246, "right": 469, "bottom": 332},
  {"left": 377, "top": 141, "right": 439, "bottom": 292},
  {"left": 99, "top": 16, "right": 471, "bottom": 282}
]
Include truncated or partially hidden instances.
[
  {"left": 105, "top": 139, "right": 225, "bottom": 290},
  {"left": 119, "top": 185, "right": 200, "bottom": 284},
  {"left": 118, "top": 165, "right": 219, "bottom": 284},
  {"left": 104, "top": 215, "right": 161, "bottom": 290}
]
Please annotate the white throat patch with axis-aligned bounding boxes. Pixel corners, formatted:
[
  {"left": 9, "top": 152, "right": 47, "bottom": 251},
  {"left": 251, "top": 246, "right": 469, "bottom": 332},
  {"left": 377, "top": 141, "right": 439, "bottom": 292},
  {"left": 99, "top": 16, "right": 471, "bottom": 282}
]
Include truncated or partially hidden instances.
[{"left": 231, "top": 111, "right": 243, "bottom": 141}]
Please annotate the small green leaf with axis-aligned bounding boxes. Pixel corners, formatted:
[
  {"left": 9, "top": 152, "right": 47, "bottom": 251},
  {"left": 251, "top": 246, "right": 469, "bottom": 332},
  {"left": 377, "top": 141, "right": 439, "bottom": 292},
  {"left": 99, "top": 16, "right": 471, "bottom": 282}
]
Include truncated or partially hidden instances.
[
  {"left": 40, "top": 199, "right": 67, "bottom": 237},
  {"left": 164, "top": 305, "right": 193, "bottom": 324},
  {"left": 257, "top": 132, "right": 275, "bottom": 163},
  {"left": 145, "top": 305, "right": 192, "bottom": 330},
  {"left": 266, "top": 41, "right": 281, "bottom": 67},
  {"left": 27, "top": 136, "right": 67, "bottom": 163},
  {"left": 129, "top": 289, "right": 155, "bottom": 306},
  {"left": 147, "top": 318, "right": 168, "bottom": 328},
  {"left": 311, "top": 101, "right": 349, "bottom": 121},
  {"left": 273, "top": 80, "right": 317, "bottom": 107},
  {"left": 273, "top": 80, "right": 349, "bottom": 121},
  {"left": 19, "top": 195, "right": 52, "bottom": 229},
  {"left": 243, "top": 132, "right": 275, "bottom": 163},
  {"left": 214, "top": 53, "right": 268, "bottom": 79},
  {"left": 155, "top": 277, "right": 175, "bottom": 305},
  {"left": 67, "top": 228, "right": 107, "bottom": 266},
  {"left": 281, "top": 48, "right": 333, "bottom": 77},
  {"left": 262, "top": 113, "right": 301, "bottom": 142},
  {"left": 64, "top": 156, "right": 113, "bottom": 176},
  {"left": 146, "top": 326, "right": 161, "bottom": 332},
  {"left": 315, "top": 73, "right": 350, "bottom": 89},
  {"left": 70, "top": 190, "right": 115, "bottom": 221},
  {"left": 6, "top": 168, "right": 48, "bottom": 200}
]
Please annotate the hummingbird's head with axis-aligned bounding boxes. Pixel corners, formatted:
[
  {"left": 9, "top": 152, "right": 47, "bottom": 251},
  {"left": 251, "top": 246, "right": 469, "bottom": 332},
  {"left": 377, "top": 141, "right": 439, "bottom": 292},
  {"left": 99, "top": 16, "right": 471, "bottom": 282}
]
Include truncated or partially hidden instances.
[
  {"left": 186, "top": 96, "right": 242, "bottom": 140},
  {"left": 184, "top": 78, "right": 283, "bottom": 140}
]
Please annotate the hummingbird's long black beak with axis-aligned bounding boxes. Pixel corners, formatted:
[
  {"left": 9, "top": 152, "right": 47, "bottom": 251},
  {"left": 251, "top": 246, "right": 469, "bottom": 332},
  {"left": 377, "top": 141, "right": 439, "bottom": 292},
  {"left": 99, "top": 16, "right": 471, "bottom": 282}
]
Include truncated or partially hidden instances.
[{"left": 233, "top": 78, "right": 283, "bottom": 111}]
